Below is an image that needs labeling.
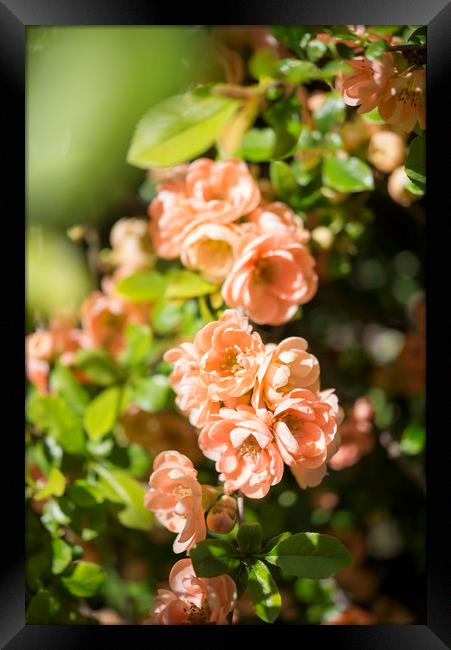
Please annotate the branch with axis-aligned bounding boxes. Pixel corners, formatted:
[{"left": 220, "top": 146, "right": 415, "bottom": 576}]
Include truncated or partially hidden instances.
[{"left": 378, "top": 430, "right": 426, "bottom": 494}]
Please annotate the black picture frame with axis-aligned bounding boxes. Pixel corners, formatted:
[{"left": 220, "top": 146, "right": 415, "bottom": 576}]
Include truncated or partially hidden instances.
[{"left": 2, "top": 1, "right": 450, "bottom": 647}]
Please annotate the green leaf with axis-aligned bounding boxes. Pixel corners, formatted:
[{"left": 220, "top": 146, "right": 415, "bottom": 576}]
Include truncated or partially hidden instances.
[
  {"left": 68, "top": 479, "right": 105, "bottom": 507},
  {"left": 400, "top": 425, "right": 425, "bottom": 455},
  {"left": 27, "top": 393, "right": 85, "bottom": 455},
  {"left": 51, "top": 538, "right": 72, "bottom": 575},
  {"left": 270, "top": 160, "right": 299, "bottom": 200},
  {"left": 127, "top": 90, "right": 239, "bottom": 168},
  {"left": 275, "top": 59, "right": 319, "bottom": 85},
  {"left": 241, "top": 128, "right": 276, "bottom": 162},
  {"left": 306, "top": 39, "right": 328, "bottom": 62},
  {"left": 34, "top": 467, "right": 66, "bottom": 501},
  {"left": 264, "top": 532, "right": 352, "bottom": 578},
  {"left": 95, "top": 464, "right": 153, "bottom": 531},
  {"left": 262, "top": 532, "right": 292, "bottom": 554},
  {"left": 165, "top": 270, "right": 217, "bottom": 300},
  {"left": 61, "top": 561, "right": 106, "bottom": 597},
  {"left": 84, "top": 386, "right": 121, "bottom": 440},
  {"left": 50, "top": 363, "right": 89, "bottom": 415},
  {"left": 120, "top": 323, "right": 153, "bottom": 366},
  {"left": 131, "top": 374, "right": 171, "bottom": 413},
  {"left": 41, "top": 499, "right": 71, "bottom": 535},
  {"left": 366, "top": 38, "right": 388, "bottom": 61},
  {"left": 74, "top": 348, "right": 124, "bottom": 387},
  {"left": 249, "top": 49, "right": 278, "bottom": 80},
  {"left": 237, "top": 522, "right": 263, "bottom": 554},
  {"left": 323, "top": 155, "right": 374, "bottom": 192},
  {"left": 405, "top": 135, "right": 425, "bottom": 191},
  {"left": 26, "top": 589, "right": 61, "bottom": 623},
  {"left": 151, "top": 300, "right": 184, "bottom": 335},
  {"left": 313, "top": 93, "right": 346, "bottom": 134},
  {"left": 190, "top": 539, "right": 242, "bottom": 578},
  {"left": 115, "top": 270, "right": 166, "bottom": 302},
  {"left": 263, "top": 96, "right": 302, "bottom": 159},
  {"left": 247, "top": 560, "right": 281, "bottom": 623}
]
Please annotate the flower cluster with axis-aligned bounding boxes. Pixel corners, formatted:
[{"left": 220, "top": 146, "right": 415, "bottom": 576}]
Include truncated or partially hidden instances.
[
  {"left": 162, "top": 309, "right": 340, "bottom": 499},
  {"left": 148, "top": 158, "right": 318, "bottom": 325},
  {"left": 339, "top": 52, "right": 425, "bottom": 133},
  {"left": 26, "top": 219, "right": 155, "bottom": 394}
]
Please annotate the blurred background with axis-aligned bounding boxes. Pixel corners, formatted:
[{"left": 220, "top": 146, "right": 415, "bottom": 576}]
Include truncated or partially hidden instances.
[
  {"left": 26, "top": 26, "right": 217, "bottom": 322},
  {"left": 26, "top": 26, "right": 425, "bottom": 625}
]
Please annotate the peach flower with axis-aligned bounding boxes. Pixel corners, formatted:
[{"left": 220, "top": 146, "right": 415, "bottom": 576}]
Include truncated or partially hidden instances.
[
  {"left": 195, "top": 309, "right": 264, "bottom": 401},
  {"left": 149, "top": 159, "right": 260, "bottom": 259},
  {"left": 80, "top": 291, "right": 150, "bottom": 357},
  {"left": 26, "top": 331, "right": 55, "bottom": 392},
  {"left": 387, "top": 166, "right": 421, "bottom": 207},
  {"left": 150, "top": 558, "right": 236, "bottom": 625},
  {"left": 329, "top": 397, "right": 375, "bottom": 470},
  {"left": 198, "top": 405, "right": 284, "bottom": 498},
  {"left": 222, "top": 233, "right": 318, "bottom": 325},
  {"left": 340, "top": 53, "right": 396, "bottom": 114},
  {"left": 144, "top": 451, "right": 206, "bottom": 553},
  {"left": 379, "top": 68, "right": 426, "bottom": 133},
  {"left": 367, "top": 130, "right": 406, "bottom": 173},
  {"left": 253, "top": 337, "right": 320, "bottom": 409},
  {"left": 273, "top": 388, "right": 339, "bottom": 488},
  {"left": 248, "top": 202, "right": 310, "bottom": 244},
  {"left": 110, "top": 217, "right": 154, "bottom": 278},
  {"left": 180, "top": 223, "right": 239, "bottom": 284},
  {"left": 164, "top": 342, "right": 220, "bottom": 429}
]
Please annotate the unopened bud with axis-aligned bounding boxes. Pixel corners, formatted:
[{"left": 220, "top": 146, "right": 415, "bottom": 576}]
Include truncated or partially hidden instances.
[
  {"left": 206, "top": 496, "right": 237, "bottom": 534},
  {"left": 67, "top": 225, "right": 86, "bottom": 242},
  {"left": 367, "top": 130, "right": 406, "bottom": 173},
  {"left": 312, "top": 226, "right": 334, "bottom": 250},
  {"left": 387, "top": 166, "right": 422, "bottom": 207}
]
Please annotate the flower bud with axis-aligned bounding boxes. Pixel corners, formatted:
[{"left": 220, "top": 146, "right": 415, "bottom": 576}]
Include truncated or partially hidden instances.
[
  {"left": 367, "top": 130, "right": 406, "bottom": 173},
  {"left": 387, "top": 166, "right": 422, "bottom": 207},
  {"left": 206, "top": 496, "right": 237, "bottom": 534}
]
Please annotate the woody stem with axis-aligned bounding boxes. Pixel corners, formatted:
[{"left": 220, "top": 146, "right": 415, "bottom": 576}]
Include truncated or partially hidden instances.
[{"left": 237, "top": 494, "right": 244, "bottom": 524}]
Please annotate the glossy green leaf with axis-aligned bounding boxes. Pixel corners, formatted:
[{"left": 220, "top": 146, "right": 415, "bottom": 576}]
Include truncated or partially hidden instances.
[
  {"left": 165, "top": 270, "right": 217, "bottom": 299},
  {"left": 120, "top": 323, "right": 153, "bottom": 366},
  {"left": 366, "top": 39, "right": 388, "bottom": 61},
  {"left": 127, "top": 90, "right": 239, "bottom": 168},
  {"left": 241, "top": 128, "right": 276, "bottom": 162},
  {"left": 51, "top": 538, "right": 72, "bottom": 575},
  {"left": 275, "top": 59, "right": 319, "bottom": 85},
  {"left": 270, "top": 160, "right": 299, "bottom": 200},
  {"left": 115, "top": 270, "right": 166, "bottom": 302},
  {"left": 95, "top": 464, "right": 153, "bottom": 531},
  {"left": 400, "top": 425, "right": 425, "bottom": 455},
  {"left": 263, "top": 532, "right": 352, "bottom": 578},
  {"left": 34, "top": 467, "right": 66, "bottom": 501},
  {"left": 263, "top": 96, "right": 302, "bottom": 159},
  {"left": 50, "top": 364, "right": 89, "bottom": 415},
  {"left": 68, "top": 479, "right": 105, "bottom": 507},
  {"left": 323, "top": 155, "right": 374, "bottom": 192},
  {"left": 27, "top": 393, "right": 85, "bottom": 455},
  {"left": 405, "top": 135, "right": 425, "bottom": 191},
  {"left": 249, "top": 49, "right": 278, "bottom": 80},
  {"left": 190, "top": 539, "right": 242, "bottom": 578},
  {"left": 84, "top": 386, "right": 121, "bottom": 440},
  {"left": 26, "top": 589, "right": 61, "bottom": 623},
  {"left": 74, "top": 348, "right": 124, "bottom": 387},
  {"left": 306, "top": 39, "right": 328, "bottom": 62},
  {"left": 247, "top": 560, "right": 281, "bottom": 623},
  {"left": 313, "top": 93, "right": 346, "bottom": 133},
  {"left": 61, "top": 561, "right": 106, "bottom": 597},
  {"left": 131, "top": 374, "right": 171, "bottom": 413}
]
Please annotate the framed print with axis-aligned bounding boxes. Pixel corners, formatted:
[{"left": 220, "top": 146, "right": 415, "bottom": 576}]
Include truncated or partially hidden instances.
[{"left": 1, "top": 1, "right": 450, "bottom": 647}]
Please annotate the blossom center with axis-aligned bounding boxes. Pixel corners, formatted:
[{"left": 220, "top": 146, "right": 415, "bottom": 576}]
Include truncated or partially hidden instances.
[
  {"left": 238, "top": 435, "right": 260, "bottom": 460},
  {"left": 173, "top": 485, "right": 192, "bottom": 499},
  {"left": 220, "top": 348, "right": 243, "bottom": 374},
  {"left": 253, "top": 258, "right": 274, "bottom": 285},
  {"left": 186, "top": 604, "right": 209, "bottom": 624}
]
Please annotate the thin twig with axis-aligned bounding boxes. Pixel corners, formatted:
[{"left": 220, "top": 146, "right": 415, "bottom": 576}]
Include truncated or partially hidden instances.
[
  {"left": 237, "top": 494, "right": 244, "bottom": 524},
  {"left": 84, "top": 225, "right": 101, "bottom": 290},
  {"left": 379, "top": 430, "right": 426, "bottom": 494}
]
